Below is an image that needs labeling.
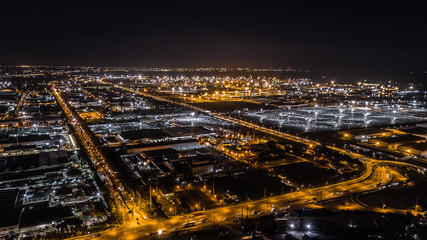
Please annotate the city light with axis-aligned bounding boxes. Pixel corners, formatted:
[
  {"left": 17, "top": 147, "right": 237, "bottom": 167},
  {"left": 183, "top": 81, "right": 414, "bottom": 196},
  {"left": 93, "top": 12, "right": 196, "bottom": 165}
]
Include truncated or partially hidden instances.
[{"left": 0, "top": 3, "right": 425, "bottom": 237}]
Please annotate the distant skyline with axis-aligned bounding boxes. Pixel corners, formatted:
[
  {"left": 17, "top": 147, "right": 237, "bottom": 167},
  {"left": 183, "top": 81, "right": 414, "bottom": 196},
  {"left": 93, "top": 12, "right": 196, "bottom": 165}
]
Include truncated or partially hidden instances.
[{"left": 1, "top": 0, "right": 426, "bottom": 84}]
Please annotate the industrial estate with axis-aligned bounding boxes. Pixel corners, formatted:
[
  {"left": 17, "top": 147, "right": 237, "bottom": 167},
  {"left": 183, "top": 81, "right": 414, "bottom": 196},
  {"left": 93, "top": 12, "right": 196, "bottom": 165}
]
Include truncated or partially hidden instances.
[{"left": 0, "top": 66, "right": 426, "bottom": 239}]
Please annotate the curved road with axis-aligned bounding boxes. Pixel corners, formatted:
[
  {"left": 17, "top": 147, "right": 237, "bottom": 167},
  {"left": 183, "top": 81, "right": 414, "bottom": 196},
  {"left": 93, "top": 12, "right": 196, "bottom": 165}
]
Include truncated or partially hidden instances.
[{"left": 58, "top": 83, "right": 423, "bottom": 240}]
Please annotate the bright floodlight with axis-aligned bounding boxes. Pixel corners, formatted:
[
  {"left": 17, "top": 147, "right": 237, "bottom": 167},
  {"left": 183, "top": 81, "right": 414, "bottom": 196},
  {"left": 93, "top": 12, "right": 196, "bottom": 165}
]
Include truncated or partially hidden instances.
[
  {"left": 158, "top": 229, "right": 162, "bottom": 235},
  {"left": 306, "top": 224, "right": 311, "bottom": 229}
]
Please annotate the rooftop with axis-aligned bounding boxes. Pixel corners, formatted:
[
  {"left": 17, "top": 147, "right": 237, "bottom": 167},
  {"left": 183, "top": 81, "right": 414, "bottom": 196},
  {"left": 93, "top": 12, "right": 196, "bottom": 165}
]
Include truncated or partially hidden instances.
[
  {"left": 376, "top": 134, "right": 425, "bottom": 144},
  {"left": 399, "top": 141, "right": 427, "bottom": 151},
  {"left": 399, "top": 126, "right": 427, "bottom": 136}
]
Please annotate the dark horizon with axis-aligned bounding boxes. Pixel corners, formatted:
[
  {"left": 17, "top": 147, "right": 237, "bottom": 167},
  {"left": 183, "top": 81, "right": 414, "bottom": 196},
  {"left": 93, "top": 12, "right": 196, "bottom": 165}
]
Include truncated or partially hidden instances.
[{"left": 1, "top": 0, "right": 426, "bottom": 84}]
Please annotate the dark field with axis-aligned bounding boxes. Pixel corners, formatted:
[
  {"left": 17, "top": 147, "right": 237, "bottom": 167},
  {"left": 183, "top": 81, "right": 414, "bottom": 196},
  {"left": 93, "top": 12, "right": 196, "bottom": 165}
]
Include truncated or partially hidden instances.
[
  {"left": 208, "top": 169, "right": 291, "bottom": 201},
  {"left": 358, "top": 176, "right": 427, "bottom": 211},
  {"left": 273, "top": 162, "right": 336, "bottom": 187}
]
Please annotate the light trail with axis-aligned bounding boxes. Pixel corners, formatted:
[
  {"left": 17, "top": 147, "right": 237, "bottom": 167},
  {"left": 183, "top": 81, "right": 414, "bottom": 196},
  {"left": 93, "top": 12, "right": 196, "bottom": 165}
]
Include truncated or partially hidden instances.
[{"left": 62, "top": 81, "right": 424, "bottom": 239}]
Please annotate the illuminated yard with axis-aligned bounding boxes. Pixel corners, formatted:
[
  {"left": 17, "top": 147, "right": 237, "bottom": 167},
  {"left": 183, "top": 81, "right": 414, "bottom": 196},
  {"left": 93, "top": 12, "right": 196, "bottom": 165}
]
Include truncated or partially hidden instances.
[{"left": 244, "top": 104, "right": 427, "bottom": 132}]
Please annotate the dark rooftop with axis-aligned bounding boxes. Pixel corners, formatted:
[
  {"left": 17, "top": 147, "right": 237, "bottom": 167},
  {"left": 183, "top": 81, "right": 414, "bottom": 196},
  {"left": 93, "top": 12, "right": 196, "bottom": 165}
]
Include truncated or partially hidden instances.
[
  {"left": 126, "top": 139, "right": 198, "bottom": 150},
  {"left": 19, "top": 207, "right": 74, "bottom": 227},
  {"left": 10, "top": 134, "right": 51, "bottom": 143},
  {"left": 0, "top": 189, "right": 19, "bottom": 208},
  {"left": 142, "top": 148, "right": 179, "bottom": 161},
  {"left": 342, "top": 128, "right": 391, "bottom": 136},
  {"left": 0, "top": 207, "right": 21, "bottom": 228},
  {"left": 399, "top": 141, "right": 427, "bottom": 151},
  {"left": 377, "top": 134, "right": 425, "bottom": 144},
  {"left": 399, "top": 127, "right": 427, "bottom": 136},
  {"left": 120, "top": 126, "right": 212, "bottom": 141},
  {"left": 119, "top": 129, "right": 170, "bottom": 141}
]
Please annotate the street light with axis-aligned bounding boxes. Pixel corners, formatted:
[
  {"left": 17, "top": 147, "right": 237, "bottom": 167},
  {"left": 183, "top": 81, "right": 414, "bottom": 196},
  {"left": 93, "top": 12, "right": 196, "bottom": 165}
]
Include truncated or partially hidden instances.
[{"left": 158, "top": 229, "right": 162, "bottom": 240}]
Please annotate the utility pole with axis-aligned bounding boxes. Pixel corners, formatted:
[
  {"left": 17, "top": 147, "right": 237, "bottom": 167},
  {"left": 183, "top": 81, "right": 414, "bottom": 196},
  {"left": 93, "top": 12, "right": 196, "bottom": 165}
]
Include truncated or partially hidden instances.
[
  {"left": 415, "top": 193, "right": 419, "bottom": 212},
  {"left": 382, "top": 196, "right": 386, "bottom": 210},
  {"left": 252, "top": 127, "right": 255, "bottom": 140},
  {"left": 247, "top": 205, "right": 249, "bottom": 219},
  {"left": 156, "top": 178, "right": 159, "bottom": 192},
  {"left": 149, "top": 186, "right": 152, "bottom": 207},
  {"left": 319, "top": 190, "right": 322, "bottom": 205},
  {"left": 345, "top": 194, "right": 348, "bottom": 207}
]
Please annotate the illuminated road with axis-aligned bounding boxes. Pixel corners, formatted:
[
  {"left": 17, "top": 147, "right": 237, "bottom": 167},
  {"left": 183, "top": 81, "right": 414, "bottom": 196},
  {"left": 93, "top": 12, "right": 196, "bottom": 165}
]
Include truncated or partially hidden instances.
[
  {"left": 61, "top": 82, "right": 424, "bottom": 239},
  {"left": 76, "top": 158, "right": 415, "bottom": 240},
  {"left": 111, "top": 83, "right": 319, "bottom": 147},
  {"left": 52, "top": 86, "right": 138, "bottom": 232},
  {"left": 14, "top": 90, "right": 27, "bottom": 117}
]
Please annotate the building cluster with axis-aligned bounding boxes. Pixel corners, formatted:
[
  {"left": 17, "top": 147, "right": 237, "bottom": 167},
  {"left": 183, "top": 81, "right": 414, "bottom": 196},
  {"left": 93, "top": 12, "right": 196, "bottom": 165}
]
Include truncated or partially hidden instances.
[
  {"left": 0, "top": 66, "right": 425, "bottom": 239},
  {"left": 0, "top": 90, "right": 19, "bottom": 120},
  {"left": 0, "top": 87, "right": 109, "bottom": 238},
  {"left": 339, "top": 124, "right": 427, "bottom": 158}
]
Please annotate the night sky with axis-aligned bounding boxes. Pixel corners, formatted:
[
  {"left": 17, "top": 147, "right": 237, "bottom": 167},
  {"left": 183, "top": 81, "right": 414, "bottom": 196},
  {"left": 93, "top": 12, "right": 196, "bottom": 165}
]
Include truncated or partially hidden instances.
[{"left": 1, "top": 0, "right": 426, "bottom": 83}]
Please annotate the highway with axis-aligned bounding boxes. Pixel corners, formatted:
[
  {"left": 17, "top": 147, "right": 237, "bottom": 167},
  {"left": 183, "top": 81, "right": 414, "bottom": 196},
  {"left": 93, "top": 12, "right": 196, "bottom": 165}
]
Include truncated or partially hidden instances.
[
  {"left": 51, "top": 86, "right": 138, "bottom": 230},
  {"left": 55, "top": 82, "right": 421, "bottom": 239},
  {"left": 15, "top": 91, "right": 27, "bottom": 116},
  {"left": 75, "top": 157, "right": 414, "bottom": 240},
  {"left": 111, "top": 83, "right": 319, "bottom": 147}
]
